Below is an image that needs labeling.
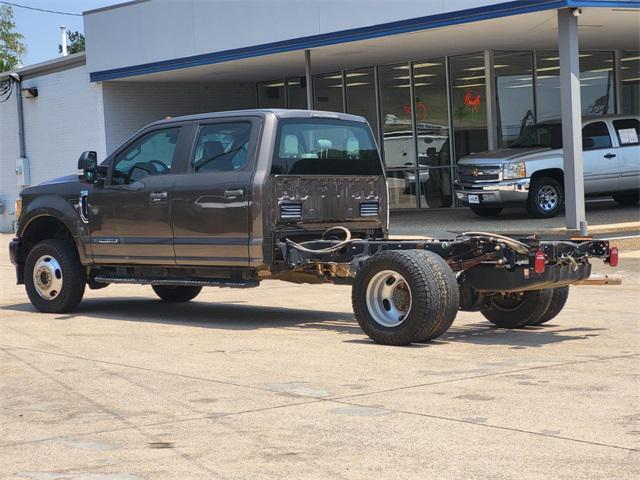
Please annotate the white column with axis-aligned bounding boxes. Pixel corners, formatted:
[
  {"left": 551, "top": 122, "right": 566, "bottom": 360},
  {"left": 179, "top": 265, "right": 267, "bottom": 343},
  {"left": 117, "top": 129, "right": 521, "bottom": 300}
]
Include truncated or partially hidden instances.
[
  {"left": 305, "top": 50, "right": 313, "bottom": 109},
  {"left": 484, "top": 50, "right": 498, "bottom": 151},
  {"left": 558, "top": 9, "right": 587, "bottom": 234}
]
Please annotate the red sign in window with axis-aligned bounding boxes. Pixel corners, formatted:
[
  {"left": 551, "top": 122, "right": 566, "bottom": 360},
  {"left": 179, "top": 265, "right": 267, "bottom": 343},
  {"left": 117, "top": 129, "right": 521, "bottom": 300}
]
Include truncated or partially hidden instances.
[{"left": 464, "top": 90, "right": 481, "bottom": 112}]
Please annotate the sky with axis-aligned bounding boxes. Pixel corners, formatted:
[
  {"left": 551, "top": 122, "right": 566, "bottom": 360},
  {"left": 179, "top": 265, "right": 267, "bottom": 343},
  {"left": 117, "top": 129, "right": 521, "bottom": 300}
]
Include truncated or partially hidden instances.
[{"left": 5, "top": 0, "right": 116, "bottom": 66}]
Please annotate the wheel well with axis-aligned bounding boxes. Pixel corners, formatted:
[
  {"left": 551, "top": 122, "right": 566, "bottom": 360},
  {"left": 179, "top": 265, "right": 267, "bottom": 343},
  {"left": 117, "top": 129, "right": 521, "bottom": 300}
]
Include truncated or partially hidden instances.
[
  {"left": 530, "top": 169, "right": 564, "bottom": 186},
  {"left": 21, "top": 216, "right": 73, "bottom": 251}
]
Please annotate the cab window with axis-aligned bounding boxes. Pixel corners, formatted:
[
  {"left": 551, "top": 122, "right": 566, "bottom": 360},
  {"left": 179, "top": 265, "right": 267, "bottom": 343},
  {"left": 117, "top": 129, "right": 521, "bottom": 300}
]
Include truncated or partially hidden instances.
[
  {"left": 581, "top": 122, "right": 612, "bottom": 150},
  {"left": 191, "top": 122, "right": 252, "bottom": 173},
  {"left": 112, "top": 128, "right": 180, "bottom": 185},
  {"left": 612, "top": 119, "right": 639, "bottom": 146}
]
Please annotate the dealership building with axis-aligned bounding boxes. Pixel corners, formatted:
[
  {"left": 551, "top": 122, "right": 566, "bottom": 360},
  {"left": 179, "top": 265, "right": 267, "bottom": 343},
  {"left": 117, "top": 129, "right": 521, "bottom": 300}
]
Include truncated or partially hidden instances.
[{"left": 0, "top": 0, "right": 638, "bottom": 232}]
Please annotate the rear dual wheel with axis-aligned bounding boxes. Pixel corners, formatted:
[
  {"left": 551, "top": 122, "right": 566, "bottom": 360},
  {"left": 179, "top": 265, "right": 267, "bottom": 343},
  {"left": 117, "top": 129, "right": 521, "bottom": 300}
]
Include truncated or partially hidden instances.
[
  {"left": 352, "top": 250, "right": 459, "bottom": 346},
  {"left": 481, "top": 286, "right": 570, "bottom": 328}
]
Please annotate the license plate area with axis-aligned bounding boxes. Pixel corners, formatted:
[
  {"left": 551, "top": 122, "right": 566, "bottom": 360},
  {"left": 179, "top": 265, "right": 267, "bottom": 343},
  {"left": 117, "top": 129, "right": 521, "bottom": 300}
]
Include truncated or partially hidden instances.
[{"left": 468, "top": 194, "right": 480, "bottom": 204}]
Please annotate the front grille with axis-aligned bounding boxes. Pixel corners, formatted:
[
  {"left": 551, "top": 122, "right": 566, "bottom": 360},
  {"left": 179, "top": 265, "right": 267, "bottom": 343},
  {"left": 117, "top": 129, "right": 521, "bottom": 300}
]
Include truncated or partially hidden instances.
[
  {"left": 457, "top": 165, "right": 501, "bottom": 182},
  {"left": 279, "top": 201, "right": 302, "bottom": 221},
  {"left": 360, "top": 201, "right": 379, "bottom": 217}
]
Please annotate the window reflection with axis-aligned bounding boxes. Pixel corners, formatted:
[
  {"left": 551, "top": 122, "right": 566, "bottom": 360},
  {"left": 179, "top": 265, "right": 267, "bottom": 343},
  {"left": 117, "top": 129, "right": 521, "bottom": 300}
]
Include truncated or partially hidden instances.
[
  {"left": 380, "top": 63, "right": 416, "bottom": 168},
  {"left": 314, "top": 72, "right": 344, "bottom": 112},
  {"left": 286, "top": 77, "right": 308, "bottom": 109},
  {"left": 494, "top": 51, "right": 535, "bottom": 147},
  {"left": 536, "top": 51, "right": 615, "bottom": 120},
  {"left": 621, "top": 51, "right": 640, "bottom": 115},
  {"left": 258, "top": 80, "right": 285, "bottom": 108},
  {"left": 450, "top": 53, "right": 488, "bottom": 161},
  {"left": 386, "top": 170, "right": 417, "bottom": 209},
  {"left": 345, "top": 68, "right": 379, "bottom": 141}
]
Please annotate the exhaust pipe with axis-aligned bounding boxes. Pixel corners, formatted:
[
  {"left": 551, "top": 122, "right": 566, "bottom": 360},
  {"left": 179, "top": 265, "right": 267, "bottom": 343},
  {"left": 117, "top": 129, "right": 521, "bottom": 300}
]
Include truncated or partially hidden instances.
[{"left": 573, "top": 274, "right": 623, "bottom": 286}]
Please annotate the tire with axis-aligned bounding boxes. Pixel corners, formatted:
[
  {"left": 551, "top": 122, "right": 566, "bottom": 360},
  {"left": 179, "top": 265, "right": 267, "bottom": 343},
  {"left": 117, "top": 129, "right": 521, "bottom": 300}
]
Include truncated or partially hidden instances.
[
  {"left": 152, "top": 285, "right": 202, "bottom": 303},
  {"left": 529, "top": 286, "right": 569, "bottom": 326},
  {"left": 481, "top": 289, "right": 553, "bottom": 328},
  {"left": 470, "top": 206, "right": 503, "bottom": 217},
  {"left": 527, "top": 177, "right": 563, "bottom": 218},
  {"left": 352, "top": 250, "right": 456, "bottom": 345},
  {"left": 612, "top": 192, "right": 639, "bottom": 206},
  {"left": 24, "top": 239, "right": 86, "bottom": 313},
  {"left": 412, "top": 250, "right": 459, "bottom": 340}
]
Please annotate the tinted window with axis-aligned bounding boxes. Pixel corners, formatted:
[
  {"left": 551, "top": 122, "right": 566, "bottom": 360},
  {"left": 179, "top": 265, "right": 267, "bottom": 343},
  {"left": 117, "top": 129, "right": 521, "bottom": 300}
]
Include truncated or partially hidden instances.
[
  {"left": 113, "top": 128, "right": 180, "bottom": 185},
  {"left": 191, "top": 122, "right": 252, "bottom": 173},
  {"left": 272, "top": 119, "right": 382, "bottom": 175},
  {"left": 510, "top": 123, "right": 562, "bottom": 149},
  {"left": 582, "top": 122, "right": 612, "bottom": 150},
  {"left": 613, "top": 119, "right": 640, "bottom": 146}
]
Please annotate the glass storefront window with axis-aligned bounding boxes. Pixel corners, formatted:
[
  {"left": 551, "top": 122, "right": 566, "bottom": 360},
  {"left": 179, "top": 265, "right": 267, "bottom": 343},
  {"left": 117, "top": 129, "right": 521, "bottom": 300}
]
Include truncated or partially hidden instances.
[
  {"left": 621, "top": 51, "right": 640, "bottom": 115},
  {"left": 314, "top": 71, "right": 345, "bottom": 112},
  {"left": 345, "top": 68, "right": 379, "bottom": 141},
  {"left": 386, "top": 170, "right": 418, "bottom": 209},
  {"left": 536, "top": 51, "right": 616, "bottom": 121},
  {"left": 258, "top": 80, "right": 285, "bottom": 108},
  {"left": 413, "top": 58, "right": 450, "bottom": 168},
  {"left": 494, "top": 51, "right": 535, "bottom": 147},
  {"left": 380, "top": 63, "right": 416, "bottom": 169},
  {"left": 286, "top": 77, "right": 308, "bottom": 109},
  {"left": 449, "top": 53, "right": 488, "bottom": 161}
]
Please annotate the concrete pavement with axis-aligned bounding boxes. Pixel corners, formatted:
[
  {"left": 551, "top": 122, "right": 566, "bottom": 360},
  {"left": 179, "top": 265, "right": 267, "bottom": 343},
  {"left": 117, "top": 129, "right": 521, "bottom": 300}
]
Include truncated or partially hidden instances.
[{"left": 0, "top": 234, "right": 638, "bottom": 479}]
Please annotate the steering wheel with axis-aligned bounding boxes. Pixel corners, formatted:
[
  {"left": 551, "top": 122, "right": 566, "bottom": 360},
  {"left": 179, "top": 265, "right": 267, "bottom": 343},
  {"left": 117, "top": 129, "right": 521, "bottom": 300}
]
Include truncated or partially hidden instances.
[
  {"left": 148, "top": 159, "right": 170, "bottom": 174},
  {"left": 128, "top": 160, "right": 169, "bottom": 182}
]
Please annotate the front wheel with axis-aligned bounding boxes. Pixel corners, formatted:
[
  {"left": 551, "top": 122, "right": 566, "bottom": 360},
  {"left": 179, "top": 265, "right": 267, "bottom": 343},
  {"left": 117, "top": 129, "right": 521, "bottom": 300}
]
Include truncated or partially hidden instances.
[
  {"left": 481, "top": 289, "right": 553, "bottom": 328},
  {"left": 152, "top": 285, "right": 202, "bottom": 303},
  {"left": 352, "top": 250, "right": 458, "bottom": 345},
  {"left": 527, "top": 177, "right": 563, "bottom": 218},
  {"left": 470, "top": 206, "right": 502, "bottom": 217},
  {"left": 24, "top": 239, "right": 86, "bottom": 313}
]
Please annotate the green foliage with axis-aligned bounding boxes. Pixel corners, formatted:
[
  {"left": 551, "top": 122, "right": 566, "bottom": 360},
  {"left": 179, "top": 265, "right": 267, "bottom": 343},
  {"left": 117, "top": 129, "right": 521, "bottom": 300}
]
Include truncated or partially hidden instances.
[
  {"left": 0, "top": 5, "right": 26, "bottom": 72},
  {"left": 59, "top": 30, "right": 85, "bottom": 55}
]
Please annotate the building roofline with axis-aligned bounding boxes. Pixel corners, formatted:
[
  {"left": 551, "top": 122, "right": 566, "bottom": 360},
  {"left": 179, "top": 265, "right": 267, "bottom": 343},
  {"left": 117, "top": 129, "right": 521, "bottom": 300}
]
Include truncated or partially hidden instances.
[
  {"left": 88, "top": 0, "right": 639, "bottom": 82},
  {"left": 83, "top": 0, "right": 151, "bottom": 16},
  {"left": 0, "top": 52, "right": 86, "bottom": 81}
]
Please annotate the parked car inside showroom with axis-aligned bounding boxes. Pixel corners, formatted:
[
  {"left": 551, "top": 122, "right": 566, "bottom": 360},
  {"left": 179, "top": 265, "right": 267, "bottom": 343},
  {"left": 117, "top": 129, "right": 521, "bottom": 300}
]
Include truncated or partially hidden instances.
[{"left": 454, "top": 115, "right": 640, "bottom": 218}]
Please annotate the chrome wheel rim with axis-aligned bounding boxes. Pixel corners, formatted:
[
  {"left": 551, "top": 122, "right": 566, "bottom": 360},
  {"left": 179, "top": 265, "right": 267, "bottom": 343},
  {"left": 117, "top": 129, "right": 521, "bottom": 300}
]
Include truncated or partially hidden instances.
[
  {"left": 537, "top": 185, "right": 559, "bottom": 212},
  {"left": 365, "top": 270, "right": 412, "bottom": 327},
  {"left": 32, "top": 255, "right": 63, "bottom": 300}
]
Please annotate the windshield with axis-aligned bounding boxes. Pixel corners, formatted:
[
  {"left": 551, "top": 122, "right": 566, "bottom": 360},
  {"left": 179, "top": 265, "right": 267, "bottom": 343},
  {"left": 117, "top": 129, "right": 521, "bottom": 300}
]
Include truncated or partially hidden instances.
[
  {"left": 509, "top": 123, "right": 562, "bottom": 149},
  {"left": 271, "top": 119, "right": 383, "bottom": 175}
]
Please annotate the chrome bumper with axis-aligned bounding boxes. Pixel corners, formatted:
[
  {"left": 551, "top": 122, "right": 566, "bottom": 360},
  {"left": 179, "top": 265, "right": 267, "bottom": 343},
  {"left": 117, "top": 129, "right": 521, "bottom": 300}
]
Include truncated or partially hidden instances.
[{"left": 454, "top": 178, "right": 530, "bottom": 207}]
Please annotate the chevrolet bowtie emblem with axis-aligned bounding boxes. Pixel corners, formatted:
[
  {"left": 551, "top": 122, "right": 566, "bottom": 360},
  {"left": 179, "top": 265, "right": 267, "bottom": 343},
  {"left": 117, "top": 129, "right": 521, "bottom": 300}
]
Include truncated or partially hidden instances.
[{"left": 471, "top": 168, "right": 482, "bottom": 177}]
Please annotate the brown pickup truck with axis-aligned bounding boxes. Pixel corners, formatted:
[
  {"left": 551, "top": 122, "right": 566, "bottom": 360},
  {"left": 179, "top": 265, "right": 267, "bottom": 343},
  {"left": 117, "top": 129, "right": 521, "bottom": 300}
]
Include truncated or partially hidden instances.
[{"left": 9, "top": 109, "right": 620, "bottom": 345}]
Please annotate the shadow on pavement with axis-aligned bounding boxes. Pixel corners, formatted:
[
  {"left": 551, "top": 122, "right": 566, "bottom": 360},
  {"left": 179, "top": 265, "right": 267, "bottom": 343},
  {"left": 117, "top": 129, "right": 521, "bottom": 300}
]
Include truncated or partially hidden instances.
[
  {"left": 2, "top": 300, "right": 607, "bottom": 347},
  {"left": 1, "top": 297, "right": 363, "bottom": 335}
]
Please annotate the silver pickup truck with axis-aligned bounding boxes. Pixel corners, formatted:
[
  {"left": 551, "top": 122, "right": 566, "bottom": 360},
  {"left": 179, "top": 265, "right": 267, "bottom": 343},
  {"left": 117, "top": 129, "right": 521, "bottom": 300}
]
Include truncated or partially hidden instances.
[{"left": 454, "top": 115, "right": 640, "bottom": 218}]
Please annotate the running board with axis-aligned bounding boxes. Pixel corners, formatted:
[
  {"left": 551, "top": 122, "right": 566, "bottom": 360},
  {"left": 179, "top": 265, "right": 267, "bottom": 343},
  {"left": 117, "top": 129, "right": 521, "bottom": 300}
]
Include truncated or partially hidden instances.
[{"left": 93, "top": 276, "right": 259, "bottom": 288}]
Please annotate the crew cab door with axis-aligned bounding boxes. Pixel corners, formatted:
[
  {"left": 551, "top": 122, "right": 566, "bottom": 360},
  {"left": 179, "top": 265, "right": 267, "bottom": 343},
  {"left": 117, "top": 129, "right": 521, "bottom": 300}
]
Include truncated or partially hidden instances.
[
  {"left": 171, "top": 119, "right": 259, "bottom": 266},
  {"left": 582, "top": 121, "right": 619, "bottom": 194},
  {"left": 89, "top": 126, "right": 188, "bottom": 264},
  {"left": 611, "top": 118, "right": 640, "bottom": 191}
]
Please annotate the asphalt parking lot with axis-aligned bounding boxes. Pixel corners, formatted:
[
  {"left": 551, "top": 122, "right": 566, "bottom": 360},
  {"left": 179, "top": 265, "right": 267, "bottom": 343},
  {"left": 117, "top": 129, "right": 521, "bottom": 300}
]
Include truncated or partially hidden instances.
[{"left": 1, "top": 233, "right": 638, "bottom": 479}]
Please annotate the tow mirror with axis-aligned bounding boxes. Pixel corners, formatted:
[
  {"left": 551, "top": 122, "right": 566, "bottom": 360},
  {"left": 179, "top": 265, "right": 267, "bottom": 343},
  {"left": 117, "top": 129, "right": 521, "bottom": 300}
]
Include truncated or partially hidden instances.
[{"left": 77, "top": 151, "right": 97, "bottom": 182}]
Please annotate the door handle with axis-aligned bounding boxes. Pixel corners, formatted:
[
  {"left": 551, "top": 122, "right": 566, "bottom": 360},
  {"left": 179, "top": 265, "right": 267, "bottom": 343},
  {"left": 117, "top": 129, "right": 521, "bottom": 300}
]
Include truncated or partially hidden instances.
[
  {"left": 604, "top": 153, "right": 617, "bottom": 159},
  {"left": 224, "top": 189, "right": 244, "bottom": 200},
  {"left": 149, "top": 191, "right": 168, "bottom": 202}
]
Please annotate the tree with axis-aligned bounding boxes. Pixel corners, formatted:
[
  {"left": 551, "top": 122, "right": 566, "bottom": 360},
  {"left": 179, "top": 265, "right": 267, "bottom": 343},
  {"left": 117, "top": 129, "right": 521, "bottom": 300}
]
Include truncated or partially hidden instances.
[
  {"left": 59, "top": 30, "right": 85, "bottom": 55},
  {"left": 0, "top": 5, "right": 26, "bottom": 72}
]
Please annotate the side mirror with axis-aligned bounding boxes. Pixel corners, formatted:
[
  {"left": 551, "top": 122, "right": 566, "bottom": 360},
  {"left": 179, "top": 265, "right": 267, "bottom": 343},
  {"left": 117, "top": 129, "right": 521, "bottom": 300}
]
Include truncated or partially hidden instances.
[
  {"left": 426, "top": 147, "right": 437, "bottom": 156},
  {"left": 77, "top": 151, "right": 97, "bottom": 182},
  {"left": 582, "top": 137, "right": 595, "bottom": 149}
]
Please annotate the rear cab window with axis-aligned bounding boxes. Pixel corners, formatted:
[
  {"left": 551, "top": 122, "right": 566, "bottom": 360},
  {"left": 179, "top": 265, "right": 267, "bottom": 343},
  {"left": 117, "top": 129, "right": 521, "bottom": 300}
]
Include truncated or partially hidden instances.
[
  {"left": 271, "top": 119, "right": 383, "bottom": 175},
  {"left": 612, "top": 118, "right": 639, "bottom": 146}
]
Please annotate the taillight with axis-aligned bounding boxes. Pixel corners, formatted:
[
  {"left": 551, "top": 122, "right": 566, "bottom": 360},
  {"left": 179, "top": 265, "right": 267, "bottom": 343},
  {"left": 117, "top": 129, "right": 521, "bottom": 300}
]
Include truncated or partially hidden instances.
[
  {"left": 534, "top": 251, "right": 546, "bottom": 274},
  {"left": 608, "top": 246, "right": 619, "bottom": 267}
]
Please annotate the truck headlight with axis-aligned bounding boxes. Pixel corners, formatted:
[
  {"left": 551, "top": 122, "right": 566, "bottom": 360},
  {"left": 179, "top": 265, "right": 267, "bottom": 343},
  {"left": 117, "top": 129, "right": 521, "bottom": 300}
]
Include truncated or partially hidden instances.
[
  {"left": 503, "top": 161, "right": 526, "bottom": 180},
  {"left": 14, "top": 197, "right": 22, "bottom": 220}
]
